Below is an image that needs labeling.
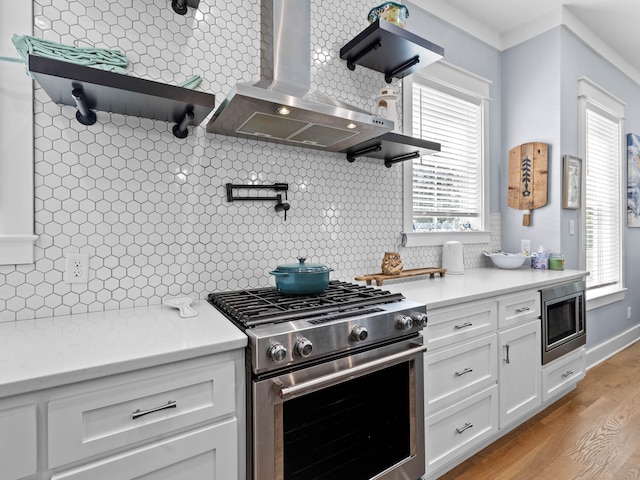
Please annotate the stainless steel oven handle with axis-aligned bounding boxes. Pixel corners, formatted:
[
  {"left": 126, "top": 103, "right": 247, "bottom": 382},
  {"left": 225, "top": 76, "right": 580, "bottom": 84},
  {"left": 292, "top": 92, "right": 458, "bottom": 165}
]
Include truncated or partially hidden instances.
[{"left": 275, "top": 344, "right": 427, "bottom": 400}]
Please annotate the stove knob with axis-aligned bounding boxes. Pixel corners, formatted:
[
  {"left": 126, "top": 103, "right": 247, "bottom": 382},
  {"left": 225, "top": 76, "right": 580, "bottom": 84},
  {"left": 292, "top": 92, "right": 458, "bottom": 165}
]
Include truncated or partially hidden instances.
[
  {"left": 295, "top": 338, "right": 313, "bottom": 358},
  {"left": 268, "top": 343, "right": 287, "bottom": 362},
  {"left": 411, "top": 312, "right": 428, "bottom": 327},
  {"left": 396, "top": 315, "right": 414, "bottom": 330},
  {"left": 351, "top": 325, "right": 369, "bottom": 342}
]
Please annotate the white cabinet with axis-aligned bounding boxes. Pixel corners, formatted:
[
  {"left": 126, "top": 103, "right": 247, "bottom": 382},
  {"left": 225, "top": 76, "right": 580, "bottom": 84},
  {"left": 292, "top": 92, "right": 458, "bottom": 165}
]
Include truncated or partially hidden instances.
[
  {"left": 425, "top": 299, "right": 497, "bottom": 350},
  {"left": 48, "top": 358, "right": 236, "bottom": 468},
  {"left": 424, "top": 334, "right": 497, "bottom": 416},
  {"left": 47, "top": 354, "right": 243, "bottom": 480},
  {"left": 0, "top": 351, "right": 244, "bottom": 480},
  {"left": 498, "top": 319, "right": 541, "bottom": 428},
  {"left": 542, "top": 346, "right": 586, "bottom": 402},
  {"left": 51, "top": 421, "right": 237, "bottom": 480},
  {"left": 0, "top": 403, "right": 37, "bottom": 480},
  {"left": 425, "top": 385, "right": 498, "bottom": 474}
]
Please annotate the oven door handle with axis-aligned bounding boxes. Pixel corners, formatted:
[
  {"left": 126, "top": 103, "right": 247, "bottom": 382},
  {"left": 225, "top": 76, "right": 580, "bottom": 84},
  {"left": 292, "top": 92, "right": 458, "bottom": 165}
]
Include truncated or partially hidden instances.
[{"left": 274, "top": 344, "right": 427, "bottom": 400}]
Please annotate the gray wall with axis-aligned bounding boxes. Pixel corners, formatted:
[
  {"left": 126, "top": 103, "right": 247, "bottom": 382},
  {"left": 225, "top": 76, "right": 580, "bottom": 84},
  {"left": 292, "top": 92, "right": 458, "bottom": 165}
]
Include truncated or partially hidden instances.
[{"left": 502, "top": 25, "right": 640, "bottom": 349}]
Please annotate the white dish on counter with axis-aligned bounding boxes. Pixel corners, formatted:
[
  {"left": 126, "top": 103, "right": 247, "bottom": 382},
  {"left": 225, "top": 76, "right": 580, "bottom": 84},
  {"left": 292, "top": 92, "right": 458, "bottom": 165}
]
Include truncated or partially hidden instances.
[{"left": 483, "top": 251, "right": 531, "bottom": 269}]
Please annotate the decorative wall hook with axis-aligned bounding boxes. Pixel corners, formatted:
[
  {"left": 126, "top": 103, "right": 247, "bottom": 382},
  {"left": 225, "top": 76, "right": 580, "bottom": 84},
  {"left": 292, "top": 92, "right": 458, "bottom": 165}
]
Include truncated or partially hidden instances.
[{"left": 226, "top": 183, "right": 291, "bottom": 220}]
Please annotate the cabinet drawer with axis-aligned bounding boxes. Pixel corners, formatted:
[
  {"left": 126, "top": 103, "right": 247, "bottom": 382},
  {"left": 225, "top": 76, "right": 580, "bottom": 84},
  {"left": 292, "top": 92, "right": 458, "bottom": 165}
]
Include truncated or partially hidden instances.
[
  {"left": 497, "top": 290, "right": 540, "bottom": 329},
  {"left": 426, "top": 300, "right": 497, "bottom": 350},
  {"left": 48, "top": 358, "right": 236, "bottom": 468},
  {"left": 542, "top": 347, "right": 585, "bottom": 402},
  {"left": 425, "top": 334, "right": 497, "bottom": 415},
  {"left": 52, "top": 419, "right": 237, "bottom": 480},
  {"left": 0, "top": 403, "right": 37, "bottom": 479},
  {"left": 425, "top": 385, "right": 498, "bottom": 474}
]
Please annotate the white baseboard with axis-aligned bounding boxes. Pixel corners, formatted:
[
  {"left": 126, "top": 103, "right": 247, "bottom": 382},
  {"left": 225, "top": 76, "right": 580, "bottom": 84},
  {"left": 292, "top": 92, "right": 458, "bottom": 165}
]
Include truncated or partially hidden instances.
[{"left": 585, "top": 324, "right": 640, "bottom": 369}]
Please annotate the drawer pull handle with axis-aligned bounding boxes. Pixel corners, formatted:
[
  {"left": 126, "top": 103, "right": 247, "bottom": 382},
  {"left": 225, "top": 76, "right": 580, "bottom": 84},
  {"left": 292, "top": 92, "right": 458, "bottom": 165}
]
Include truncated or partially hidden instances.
[
  {"left": 454, "top": 322, "right": 473, "bottom": 330},
  {"left": 132, "top": 400, "right": 177, "bottom": 420},
  {"left": 515, "top": 306, "right": 531, "bottom": 313},
  {"left": 504, "top": 344, "right": 510, "bottom": 365},
  {"left": 561, "top": 370, "right": 574, "bottom": 378},
  {"left": 456, "top": 422, "right": 473, "bottom": 434},
  {"left": 455, "top": 367, "right": 474, "bottom": 377}
]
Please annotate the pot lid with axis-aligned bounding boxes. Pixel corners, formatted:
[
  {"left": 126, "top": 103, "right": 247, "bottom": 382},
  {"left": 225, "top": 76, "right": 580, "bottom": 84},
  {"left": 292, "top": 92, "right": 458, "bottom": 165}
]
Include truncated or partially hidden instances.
[{"left": 274, "top": 257, "right": 332, "bottom": 273}]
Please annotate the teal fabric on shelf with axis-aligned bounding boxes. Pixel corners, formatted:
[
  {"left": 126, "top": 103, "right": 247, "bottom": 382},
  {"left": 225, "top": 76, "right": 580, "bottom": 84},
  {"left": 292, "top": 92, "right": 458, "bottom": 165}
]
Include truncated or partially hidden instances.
[
  {"left": 178, "top": 75, "right": 202, "bottom": 90},
  {"left": 10, "top": 34, "right": 128, "bottom": 74}
]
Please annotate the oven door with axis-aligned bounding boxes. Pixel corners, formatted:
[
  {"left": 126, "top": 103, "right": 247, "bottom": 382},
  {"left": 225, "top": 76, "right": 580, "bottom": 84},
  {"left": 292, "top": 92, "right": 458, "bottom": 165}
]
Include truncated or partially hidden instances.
[{"left": 252, "top": 337, "right": 426, "bottom": 480}]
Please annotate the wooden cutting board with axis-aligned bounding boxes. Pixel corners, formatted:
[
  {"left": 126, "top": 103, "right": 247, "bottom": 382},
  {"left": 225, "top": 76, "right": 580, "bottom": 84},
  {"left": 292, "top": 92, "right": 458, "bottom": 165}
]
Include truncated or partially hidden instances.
[
  {"left": 508, "top": 142, "right": 548, "bottom": 226},
  {"left": 355, "top": 267, "right": 446, "bottom": 286}
]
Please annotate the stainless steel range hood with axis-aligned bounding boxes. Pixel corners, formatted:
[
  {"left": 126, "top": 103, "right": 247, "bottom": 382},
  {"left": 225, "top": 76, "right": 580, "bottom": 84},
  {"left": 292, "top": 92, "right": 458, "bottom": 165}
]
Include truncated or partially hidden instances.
[{"left": 206, "top": 0, "right": 393, "bottom": 151}]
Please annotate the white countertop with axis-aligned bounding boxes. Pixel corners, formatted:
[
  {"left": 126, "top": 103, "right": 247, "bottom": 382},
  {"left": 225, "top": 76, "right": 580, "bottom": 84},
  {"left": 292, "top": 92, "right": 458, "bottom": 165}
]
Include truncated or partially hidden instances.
[
  {"left": 1, "top": 267, "right": 586, "bottom": 399},
  {"left": 382, "top": 267, "right": 587, "bottom": 308},
  {"left": 0, "top": 300, "right": 247, "bottom": 398}
]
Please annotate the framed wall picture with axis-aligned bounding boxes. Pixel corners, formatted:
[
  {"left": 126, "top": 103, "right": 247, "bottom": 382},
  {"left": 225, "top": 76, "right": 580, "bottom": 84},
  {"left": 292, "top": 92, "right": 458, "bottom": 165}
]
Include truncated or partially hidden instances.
[
  {"left": 628, "top": 133, "right": 640, "bottom": 227},
  {"left": 562, "top": 155, "right": 581, "bottom": 209}
]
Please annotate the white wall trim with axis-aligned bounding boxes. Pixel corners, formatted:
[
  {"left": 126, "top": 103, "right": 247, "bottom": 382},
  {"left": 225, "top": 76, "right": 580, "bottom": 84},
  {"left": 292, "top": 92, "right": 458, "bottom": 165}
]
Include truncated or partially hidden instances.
[
  {"left": 0, "top": 235, "right": 38, "bottom": 265},
  {"left": 0, "top": 1, "right": 35, "bottom": 265},
  {"left": 585, "top": 324, "right": 640, "bottom": 370},
  {"left": 409, "top": 2, "right": 640, "bottom": 87}
]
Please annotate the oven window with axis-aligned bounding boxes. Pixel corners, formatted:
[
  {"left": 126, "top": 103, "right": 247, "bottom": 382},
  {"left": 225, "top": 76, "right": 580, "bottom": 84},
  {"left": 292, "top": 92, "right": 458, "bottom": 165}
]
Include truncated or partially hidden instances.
[
  {"left": 283, "top": 362, "right": 411, "bottom": 480},
  {"left": 547, "top": 298, "right": 577, "bottom": 346}
]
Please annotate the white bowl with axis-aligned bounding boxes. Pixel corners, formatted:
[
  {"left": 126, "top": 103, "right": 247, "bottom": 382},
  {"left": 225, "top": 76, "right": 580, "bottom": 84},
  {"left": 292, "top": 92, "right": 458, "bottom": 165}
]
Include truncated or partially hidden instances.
[{"left": 483, "top": 252, "right": 530, "bottom": 269}]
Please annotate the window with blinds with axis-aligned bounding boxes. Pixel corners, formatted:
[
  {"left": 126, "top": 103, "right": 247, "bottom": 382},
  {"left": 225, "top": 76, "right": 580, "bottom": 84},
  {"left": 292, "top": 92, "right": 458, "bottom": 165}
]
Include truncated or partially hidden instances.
[
  {"left": 584, "top": 105, "right": 622, "bottom": 291},
  {"left": 409, "top": 80, "right": 483, "bottom": 232}
]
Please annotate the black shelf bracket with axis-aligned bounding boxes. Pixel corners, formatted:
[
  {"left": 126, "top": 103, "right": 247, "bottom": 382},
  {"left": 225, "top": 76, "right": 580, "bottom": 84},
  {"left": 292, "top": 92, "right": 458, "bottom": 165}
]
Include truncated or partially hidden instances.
[
  {"left": 385, "top": 55, "right": 420, "bottom": 83},
  {"left": 346, "top": 40, "right": 382, "bottom": 71},
  {"left": 71, "top": 88, "right": 96, "bottom": 125},
  {"left": 171, "top": 0, "right": 200, "bottom": 15},
  {"left": 226, "top": 183, "right": 291, "bottom": 220},
  {"left": 384, "top": 151, "right": 420, "bottom": 168},
  {"left": 347, "top": 143, "right": 382, "bottom": 162},
  {"left": 172, "top": 111, "right": 194, "bottom": 138}
]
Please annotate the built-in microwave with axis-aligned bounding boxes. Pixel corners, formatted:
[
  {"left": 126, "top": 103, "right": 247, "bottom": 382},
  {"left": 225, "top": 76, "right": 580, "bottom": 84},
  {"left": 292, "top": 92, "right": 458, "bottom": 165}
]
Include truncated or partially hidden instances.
[{"left": 540, "top": 280, "right": 586, "bottom": 364}]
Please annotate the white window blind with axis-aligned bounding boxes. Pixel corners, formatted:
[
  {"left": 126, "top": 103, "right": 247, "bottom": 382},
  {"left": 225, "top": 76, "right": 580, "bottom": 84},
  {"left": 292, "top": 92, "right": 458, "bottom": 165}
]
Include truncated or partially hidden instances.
[
  {"left": 585, "top": 106, "right": 621, "bottom": 291},
  {"left": 410, "top": 81, "right": 482, "bottom": 231}
]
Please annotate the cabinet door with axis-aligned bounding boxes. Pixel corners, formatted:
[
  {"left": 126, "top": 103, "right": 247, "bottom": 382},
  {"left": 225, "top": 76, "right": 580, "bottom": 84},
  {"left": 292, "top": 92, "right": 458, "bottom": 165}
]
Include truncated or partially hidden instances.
[
  {"left": 498, "top": 320, "right": 541, "bottom": 428},
  {"left": 0, "top": 403, "right": 37, "bottom": 480},
  {"left": 51, "top": 419, "right": 237, "bottom": 480}
]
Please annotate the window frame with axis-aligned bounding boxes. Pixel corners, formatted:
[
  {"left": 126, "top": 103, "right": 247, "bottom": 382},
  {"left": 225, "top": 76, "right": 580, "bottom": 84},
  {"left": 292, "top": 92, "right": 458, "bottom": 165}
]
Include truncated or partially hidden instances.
[
  {"left": 402, "top": 61, "right": 491, "bottom": 247},
  {"left": 578, "top": 77, "right": 626, "bottom": 309}
]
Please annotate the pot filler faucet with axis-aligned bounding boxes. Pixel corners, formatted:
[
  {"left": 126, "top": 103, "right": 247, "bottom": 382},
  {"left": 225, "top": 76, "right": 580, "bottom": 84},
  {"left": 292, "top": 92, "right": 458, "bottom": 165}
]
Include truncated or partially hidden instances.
[{"left": 226, "top": 183, "right": 291, "bottom": 220}]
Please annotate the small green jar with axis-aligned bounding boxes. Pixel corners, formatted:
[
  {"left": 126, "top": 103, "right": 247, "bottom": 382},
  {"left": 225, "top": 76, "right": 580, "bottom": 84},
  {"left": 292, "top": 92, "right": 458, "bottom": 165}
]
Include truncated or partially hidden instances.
[{"left": 549, "top": 253, "right": 565, "bottom": 270}]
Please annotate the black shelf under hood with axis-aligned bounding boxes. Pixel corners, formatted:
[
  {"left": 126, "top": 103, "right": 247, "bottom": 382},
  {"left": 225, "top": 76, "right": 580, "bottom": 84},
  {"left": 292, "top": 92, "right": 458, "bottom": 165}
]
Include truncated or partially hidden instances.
[{"left": 342, "top": 132, "right": 440, "bottom": 168}]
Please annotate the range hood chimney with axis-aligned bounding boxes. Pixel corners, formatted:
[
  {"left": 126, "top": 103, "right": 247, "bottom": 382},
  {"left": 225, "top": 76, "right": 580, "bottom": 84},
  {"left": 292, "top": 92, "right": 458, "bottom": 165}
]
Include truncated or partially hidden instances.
[{"left": 206, "top": 0, "right": 393, "bottom": 151}]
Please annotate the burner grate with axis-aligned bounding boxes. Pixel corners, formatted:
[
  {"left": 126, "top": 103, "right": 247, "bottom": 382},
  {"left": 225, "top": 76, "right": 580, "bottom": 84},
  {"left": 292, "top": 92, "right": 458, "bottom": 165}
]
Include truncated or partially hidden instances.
[{"left": 208, "top": 281, "right": 404, "bottom": 327}]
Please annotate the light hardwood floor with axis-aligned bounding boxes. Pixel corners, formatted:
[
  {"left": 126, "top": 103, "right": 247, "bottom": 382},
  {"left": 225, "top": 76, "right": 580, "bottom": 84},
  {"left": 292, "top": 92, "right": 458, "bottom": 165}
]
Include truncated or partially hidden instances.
[{"left": 438, "top": 341, "right": 640, "bottom": 480}]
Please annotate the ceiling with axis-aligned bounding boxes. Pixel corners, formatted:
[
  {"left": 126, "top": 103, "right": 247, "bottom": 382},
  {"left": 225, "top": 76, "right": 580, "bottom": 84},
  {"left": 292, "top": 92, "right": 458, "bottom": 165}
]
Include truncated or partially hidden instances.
[{"left": 410, "top": 0, "right": 640, "bottom": 80}]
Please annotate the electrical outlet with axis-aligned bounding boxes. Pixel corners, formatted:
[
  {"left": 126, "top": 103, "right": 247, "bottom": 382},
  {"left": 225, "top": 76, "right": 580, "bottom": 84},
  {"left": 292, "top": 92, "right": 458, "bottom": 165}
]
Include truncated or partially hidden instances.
[
  {"left": 64, "top": 253, "right": 90, "bottom": 284},
  {"left": 520, "top": 239, "right": 531, "bottom": 255},
  {"left": 628, "top": 306, "right": 632, "bottom": 320}
]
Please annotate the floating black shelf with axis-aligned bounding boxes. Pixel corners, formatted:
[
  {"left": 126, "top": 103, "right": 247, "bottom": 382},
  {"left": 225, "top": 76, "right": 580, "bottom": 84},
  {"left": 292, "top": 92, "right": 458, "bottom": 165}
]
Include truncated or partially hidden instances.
[
  {"left": 28, "top": 54, "right": 215, "bottom": 137},
  {"left": 342, "top": 132, "right": 440, "bottom": 168},
  {"left": 340, "top": 20, "right": 444, "bottom": 83}
]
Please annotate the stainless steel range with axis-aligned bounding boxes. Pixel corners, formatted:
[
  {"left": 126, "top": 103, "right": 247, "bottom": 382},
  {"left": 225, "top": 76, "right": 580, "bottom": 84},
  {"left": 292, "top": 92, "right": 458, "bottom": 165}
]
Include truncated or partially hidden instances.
[{"left": 208, "top": 281, "right": 428, "bottom": 480}]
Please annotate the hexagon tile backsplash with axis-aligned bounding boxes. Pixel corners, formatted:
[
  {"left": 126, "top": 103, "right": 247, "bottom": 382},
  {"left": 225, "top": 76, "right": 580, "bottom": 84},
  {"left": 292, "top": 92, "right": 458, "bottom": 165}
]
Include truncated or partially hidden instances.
[{"left": 0, "top": 0, "right": 501, "bottom": 322}]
